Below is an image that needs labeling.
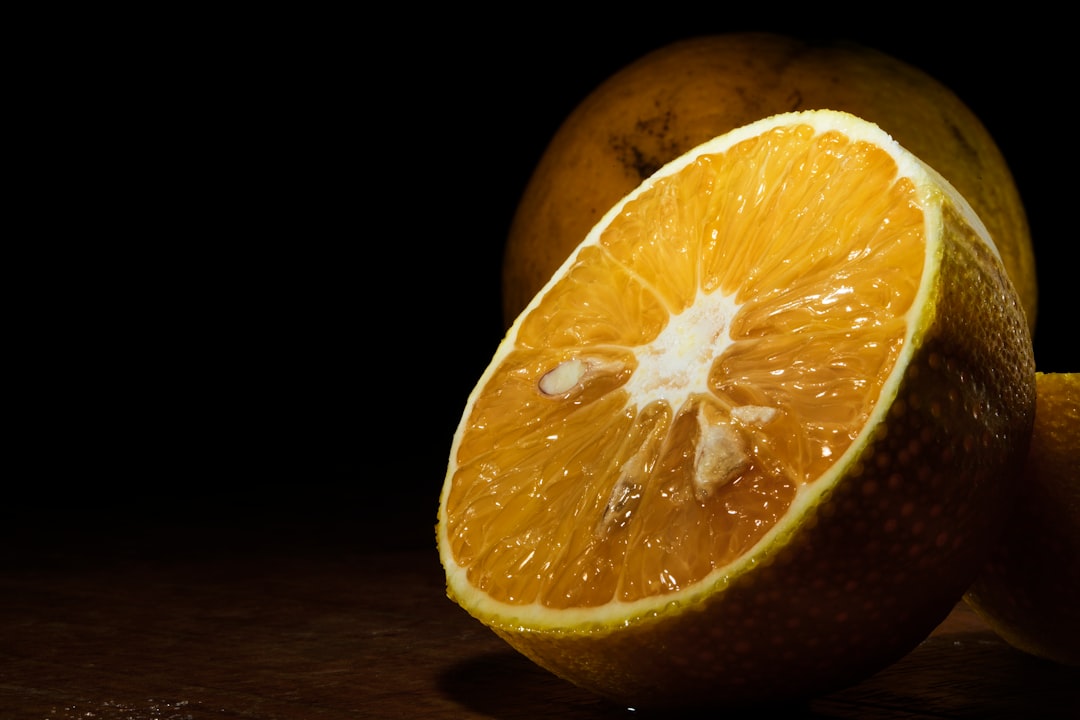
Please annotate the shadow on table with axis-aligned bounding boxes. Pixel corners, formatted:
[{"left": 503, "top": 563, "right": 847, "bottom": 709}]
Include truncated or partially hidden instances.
[
  {"left": 439, "top": 632, "right": 1080, "bottom": 719},
  {"left": 814, "top": 630, "right": 1080, "bottom": 718},
  {"left": 438, "top": 649, "right": 831, "bottom": 719}
]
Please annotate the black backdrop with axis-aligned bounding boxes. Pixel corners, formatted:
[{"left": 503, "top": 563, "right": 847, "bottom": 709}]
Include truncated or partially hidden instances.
[{"left": 13, "top": 13, "right": 1072, "bottom": 553}]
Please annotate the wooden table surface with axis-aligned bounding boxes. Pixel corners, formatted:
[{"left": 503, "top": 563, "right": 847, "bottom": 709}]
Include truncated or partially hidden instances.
[{"left": 2, "top": 512, "right": 1077, "bottom": 720}]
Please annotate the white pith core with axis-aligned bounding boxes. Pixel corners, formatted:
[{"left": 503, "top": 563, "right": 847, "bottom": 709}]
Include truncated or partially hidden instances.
[
  {"left": 620, "top": 288, "right": 770, "bottom": 500},
  {"left": 622, "top": 288, "right": 740, "bottom": 410}
]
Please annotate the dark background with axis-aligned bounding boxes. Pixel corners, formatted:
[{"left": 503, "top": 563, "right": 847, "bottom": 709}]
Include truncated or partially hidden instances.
[{"left": 12, "top": 13, "right": 1072, "bottom": 555}]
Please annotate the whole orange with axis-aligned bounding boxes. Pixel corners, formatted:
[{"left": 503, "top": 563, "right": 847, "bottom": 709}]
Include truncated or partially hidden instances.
[
  {"left": 965, "top": 372, "right": 1079, "bottom": 666},
  {"left": 502, "top": 33, "right": 1037, "bottom": 333}
]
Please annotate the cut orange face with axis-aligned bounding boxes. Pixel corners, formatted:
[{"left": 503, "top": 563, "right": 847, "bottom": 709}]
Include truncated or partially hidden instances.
[{"left": 438, "top": 110, "right": 1035, "bottom": 709}]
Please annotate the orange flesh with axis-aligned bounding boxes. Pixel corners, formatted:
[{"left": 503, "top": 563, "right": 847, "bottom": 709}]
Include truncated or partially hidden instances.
[{"left": 446, "top": 124, "right": 925, "bottom": 609}]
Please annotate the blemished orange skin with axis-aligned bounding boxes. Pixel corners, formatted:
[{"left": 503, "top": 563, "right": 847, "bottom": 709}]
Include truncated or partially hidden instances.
[
  {"left": 965, "top": 373, "right": 1080, "bottom": 667},
  {"left": 502, "top": 33, "right": 1037, "bottom": 333}
]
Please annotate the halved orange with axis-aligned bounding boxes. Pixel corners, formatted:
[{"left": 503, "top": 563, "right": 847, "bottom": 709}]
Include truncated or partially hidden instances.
[{"left": 438, "top": 110, "right": 1035, "bottom": 709}]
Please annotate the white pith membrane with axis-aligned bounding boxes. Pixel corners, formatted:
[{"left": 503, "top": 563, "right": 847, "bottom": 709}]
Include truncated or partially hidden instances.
[{"left": 439, "top": 110, "right": 997, "bottom": 630}]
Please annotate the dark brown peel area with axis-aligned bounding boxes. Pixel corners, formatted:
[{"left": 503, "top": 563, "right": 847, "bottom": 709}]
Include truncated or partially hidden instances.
[{"left": 610, "top": 108, "right": 684, "bottom": 181}]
